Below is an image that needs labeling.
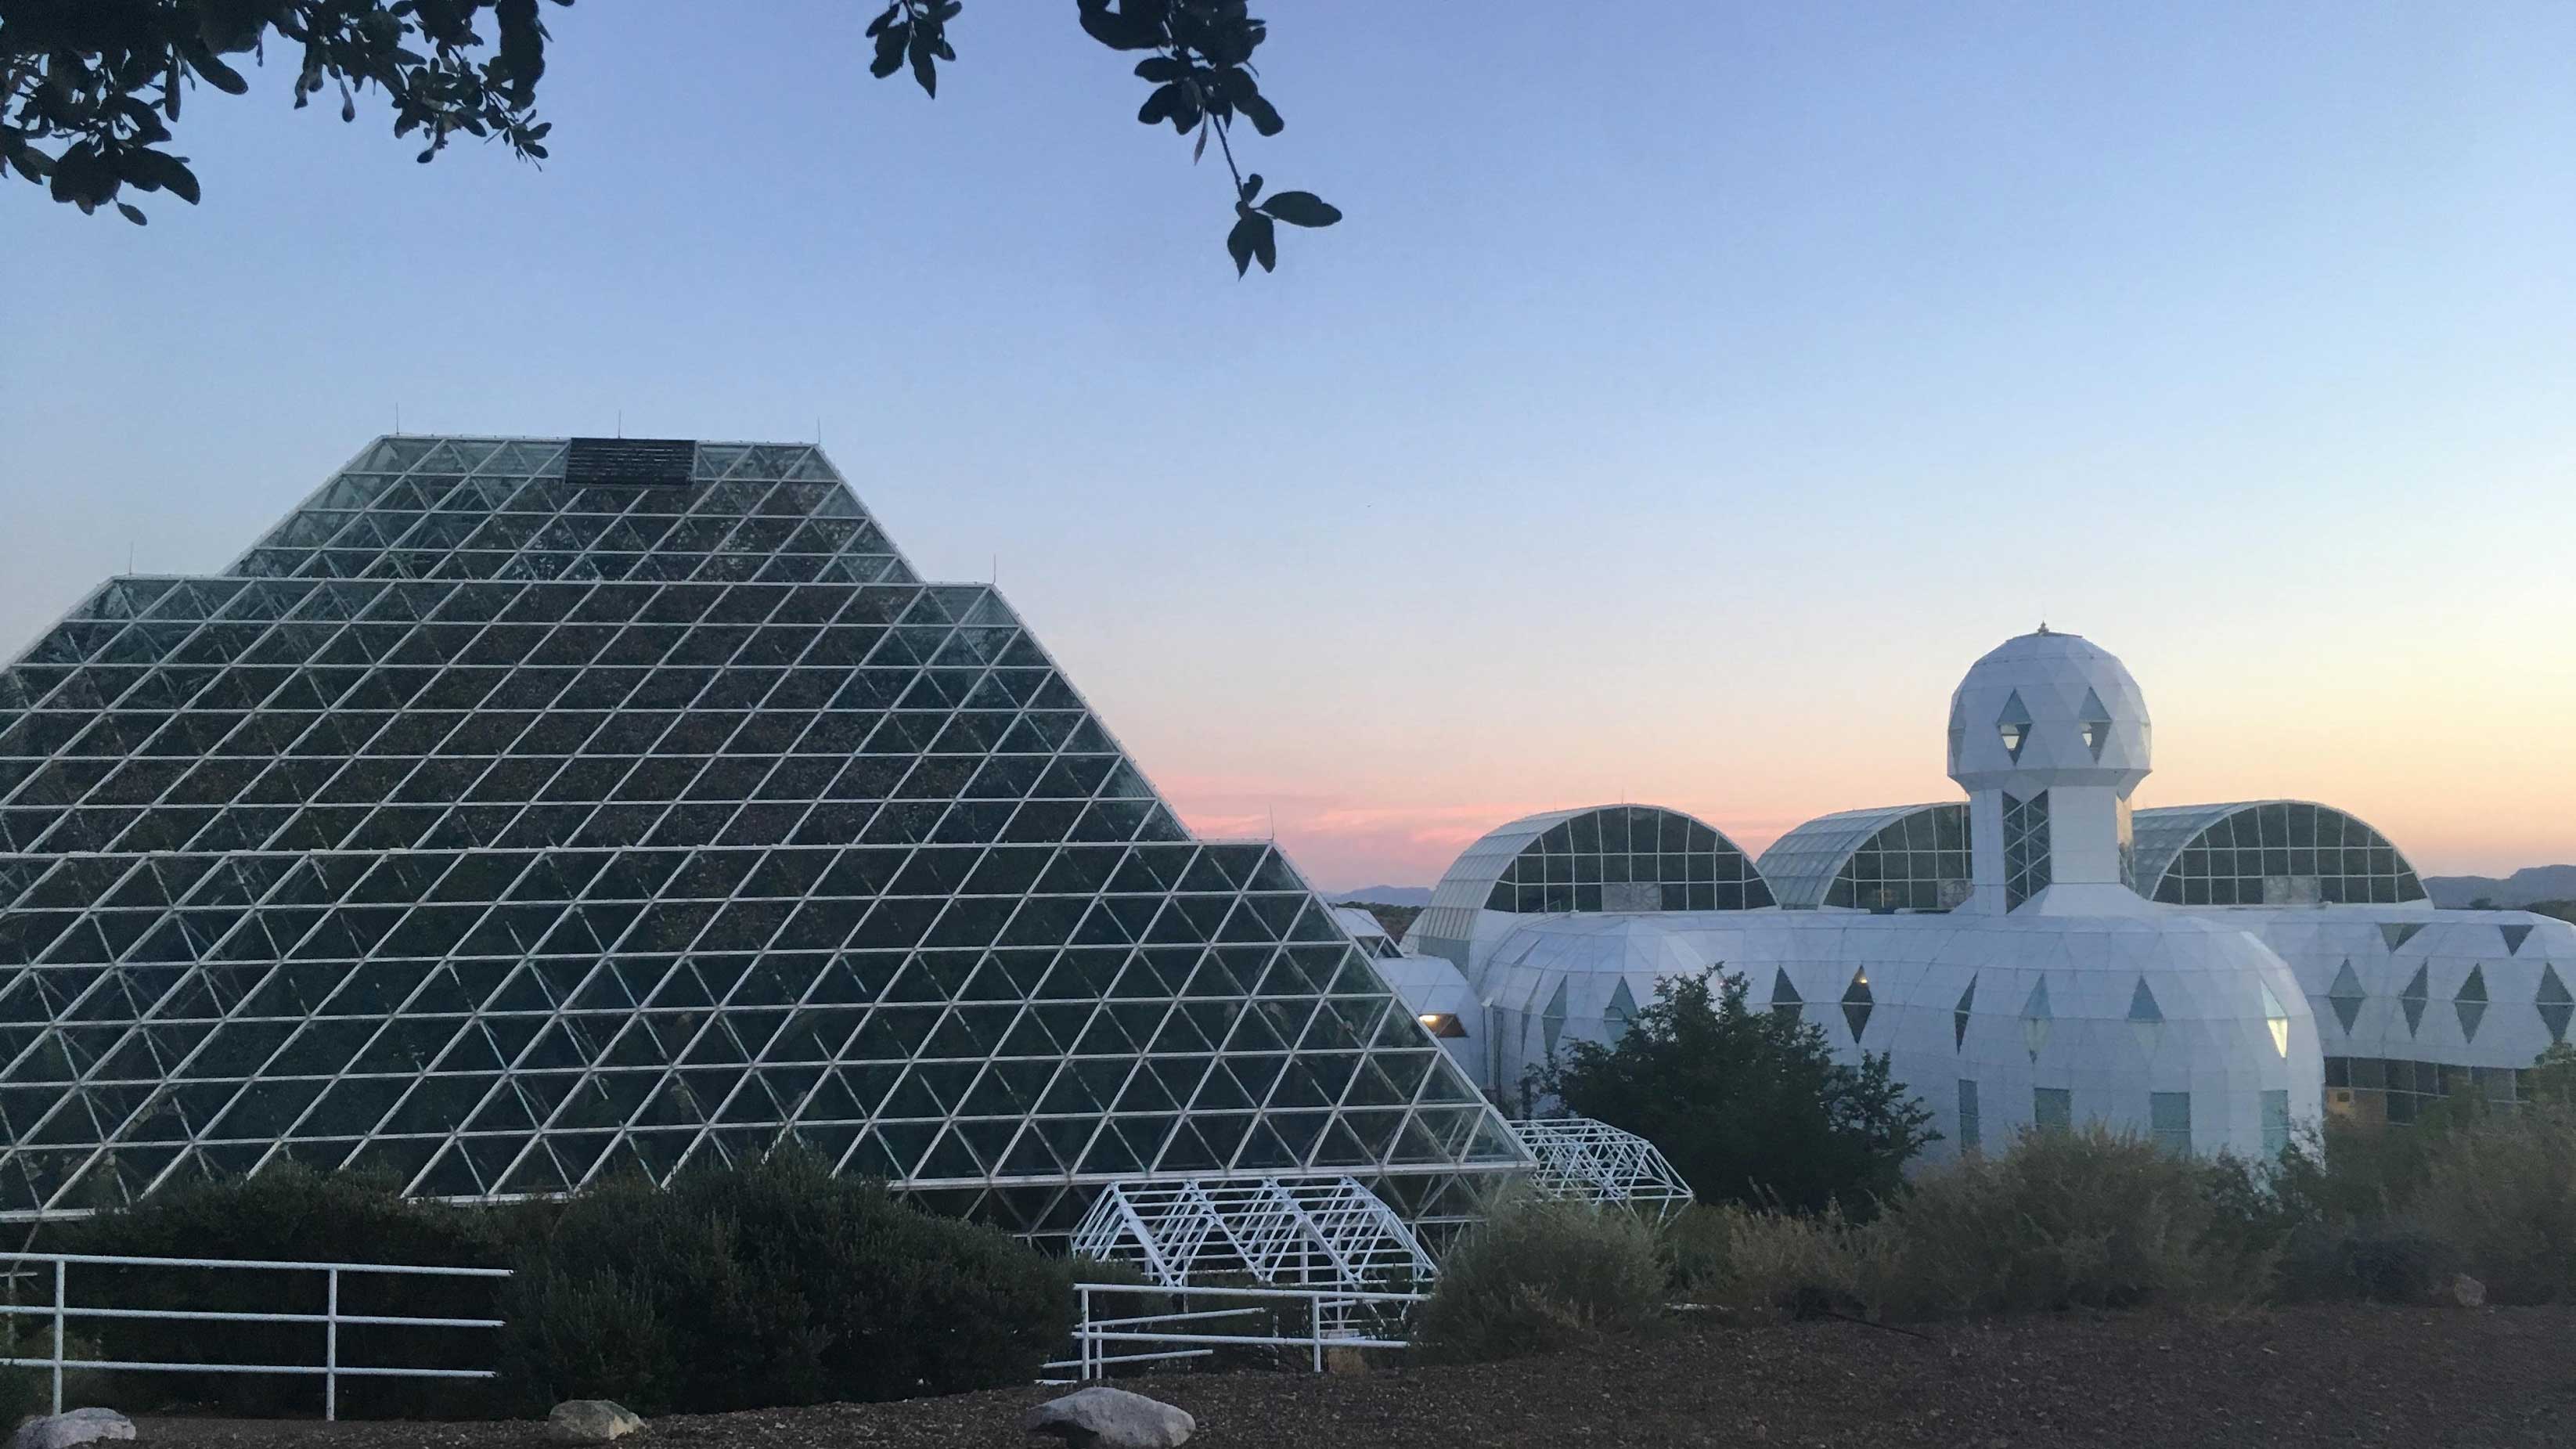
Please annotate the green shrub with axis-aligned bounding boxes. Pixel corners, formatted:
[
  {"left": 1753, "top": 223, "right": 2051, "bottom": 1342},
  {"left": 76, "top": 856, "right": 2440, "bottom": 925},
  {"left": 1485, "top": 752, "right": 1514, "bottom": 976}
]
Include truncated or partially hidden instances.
[
  {"left": 1414, "top": 1195, "right": 1665, "bottom": 1363},
  {"left": 2408, "top": 1104, "right": 2576, "bottom": 1303},
  {"left": 499, "top": 1150, "right": 1074, "bottom": 1413},
  {"left": 41, "top": 1166, "right": 505, "bottom": 1418},
  {"left": 1863, "top": 1126, "right": 2278, "bottom": 1319},
  {"left": 1664, "top": 1202, "right": 1875, "bottom": 1321},
  {"left": 1538, "top": 971, "right": 1937, "bottom": 1216}
]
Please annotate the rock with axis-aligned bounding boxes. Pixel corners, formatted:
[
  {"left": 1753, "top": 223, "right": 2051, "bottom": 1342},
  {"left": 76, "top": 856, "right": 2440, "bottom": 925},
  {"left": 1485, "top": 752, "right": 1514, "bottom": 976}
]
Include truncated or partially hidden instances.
[
  {"left": 1022, "top": 1386, "right": 1194, "bottom": 1448},
  {"left": 12, "top": 1408, "right": 133, "bottom": 1449},
  {"left": 2450, "top": 1274, "right": 2485, "bottom": 1308},
  {"left": 546, "top": 1400, "right": 645, "bottom": 1444}
]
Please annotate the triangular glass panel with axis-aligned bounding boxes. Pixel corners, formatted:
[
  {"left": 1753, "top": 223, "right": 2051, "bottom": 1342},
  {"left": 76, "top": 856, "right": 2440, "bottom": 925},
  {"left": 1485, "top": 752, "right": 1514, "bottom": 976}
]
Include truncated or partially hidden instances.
[
  {"left": 1996, "top": 690, "right": 2032, "bottom": 762},
  {"left": 2398, "top": 964, "right": 2430, "bottom": 1038},
  {"left": 2500, "top": 924, "right": 2532, "bottom": 956},
  {"left": 2382, "top": 921, "right": 2425, "bottom": 952},
  {"left": 1953, "top": 975, "right": 1976, "bottom": 1052},
  {"left": 2456, "top": 964, "right": 2488, "bottom": 1043},
  {"left": 0, "top": 432, "right": 1523, "bottom": 1238},
  {"left": 2538, "top": 964, "right": 2572, "bottom": 1046},
  {"left": 2327, "top": 960, "right": 2365, "bottom": 1036},
  {"left": 1769, "top": 968, "right": 1802, "bottom": 1019},
  {"left": 2261, "top": 982, "right": 2290, "bottom": 1058},
  {"left": 1840, "top": 968, "right": 1873, "bottom": 1041},
  {"left": 2022, "top": 977, "right": 2052, "bottom": 1062},
  {"left": 2127, "top": 977, "right": 2163, "bottom": 1058},
  {"left": 2077, "top": 687, "right": 2113, "bottom": 760}
]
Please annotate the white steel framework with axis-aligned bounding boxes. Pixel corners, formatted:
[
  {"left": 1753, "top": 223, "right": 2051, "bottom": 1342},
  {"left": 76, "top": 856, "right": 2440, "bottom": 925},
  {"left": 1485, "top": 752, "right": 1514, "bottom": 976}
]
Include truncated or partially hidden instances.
[
  {"left": 1505, "top": 1117, "right": 1693, "bottom": 1219},
  {"left": 1067, "top": 1175, "right": 1436, "bottom": 1289},
  {"left": 0, "top": 435, "right": 1526, "bottom": 1235}
]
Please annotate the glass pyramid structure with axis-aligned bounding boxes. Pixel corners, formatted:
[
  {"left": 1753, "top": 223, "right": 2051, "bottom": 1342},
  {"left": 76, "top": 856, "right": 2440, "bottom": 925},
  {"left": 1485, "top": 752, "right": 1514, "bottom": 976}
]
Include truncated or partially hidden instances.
[{"left": 0, "top": 436, "right": 1525, "bottom": 1235}]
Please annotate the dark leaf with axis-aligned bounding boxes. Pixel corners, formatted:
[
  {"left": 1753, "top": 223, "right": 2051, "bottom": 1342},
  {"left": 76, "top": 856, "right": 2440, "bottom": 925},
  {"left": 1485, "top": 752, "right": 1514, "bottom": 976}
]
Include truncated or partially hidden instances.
[
  {"left": 1248, "top": 214, "right": 1276, "bottom": 272},
  {"left": 1079, "top": 2, "right": 1169, "bottom": 51},
  {"left": 1237, "top": 92, "right": 1283, "bottom": 137},
  {"left": 865, "top": 3, "right": 899, "bottom": 38},
  {"left": 909, "top": 31, "right": 939, "bottom": 97},
  {"left": 1225, "top": 214, "right": 1256, "bottom": 277},
  {"left": 191, "top": 52, "right": 251, "bottom": 96},
  {"left": 870, "top": 23, "right": 910, "bottom": 80},
  {"left": 1134, "top": 56, "right": 1190, "bottom": 83},
  {"left": 1137, "top": 81, "right": 1188, "bottom": 129},
  {"left": 116, "top": 202, "right": 146, "bottom": 225},
  {"left": 1238, "top": 172, "right": 1262, "bottom": 203},
  {"left": 121, "top": 150, "right": 201, "bottom": 206},
  {"left": 1257, "top": 190, "right": 1338, "bottom": 228}
]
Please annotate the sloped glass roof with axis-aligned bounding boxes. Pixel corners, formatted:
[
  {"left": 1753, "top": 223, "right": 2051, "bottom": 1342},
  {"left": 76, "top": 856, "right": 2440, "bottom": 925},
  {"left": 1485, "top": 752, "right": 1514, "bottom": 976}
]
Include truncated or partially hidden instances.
[{"left": 0, "top": 435, "right": 1522, "bottom": 1231}]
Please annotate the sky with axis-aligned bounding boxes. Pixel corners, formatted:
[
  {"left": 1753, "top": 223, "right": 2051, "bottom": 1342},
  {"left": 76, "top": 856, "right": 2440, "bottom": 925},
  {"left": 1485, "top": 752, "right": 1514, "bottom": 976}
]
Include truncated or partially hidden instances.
[{"left": 4, "top": 2, "right": 2572, "bottom": 892}]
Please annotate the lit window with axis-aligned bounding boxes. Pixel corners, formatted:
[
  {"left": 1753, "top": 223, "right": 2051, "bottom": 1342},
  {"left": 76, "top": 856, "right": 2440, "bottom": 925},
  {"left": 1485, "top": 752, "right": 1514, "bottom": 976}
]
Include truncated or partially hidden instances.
[
  {"left": 1996, "top": 690, "right": 2032, "bottom": 762},
  {"left": 2077, "top": 686, "right": 2113, "bottom": 760},
  {"left": 1417, "top": 1013, "right": 1466, "bottom": 1040}
]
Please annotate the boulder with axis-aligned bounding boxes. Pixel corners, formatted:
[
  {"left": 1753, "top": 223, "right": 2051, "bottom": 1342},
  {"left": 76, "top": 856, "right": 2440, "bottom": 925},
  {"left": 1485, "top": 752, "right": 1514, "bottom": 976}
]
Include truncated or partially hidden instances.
[
  {"left": 12, "top": 1408, "right": 133, "bottom": 1449},
  {"left": 546, "top": 1400, "right": 645, "bottom": 1444},
  {"left": 1022, "top": 1386, "right": 1194, "bottom": 1448},
  {"left": 2450, "top": 1274, "right": 2486, "bottom": 1309}
]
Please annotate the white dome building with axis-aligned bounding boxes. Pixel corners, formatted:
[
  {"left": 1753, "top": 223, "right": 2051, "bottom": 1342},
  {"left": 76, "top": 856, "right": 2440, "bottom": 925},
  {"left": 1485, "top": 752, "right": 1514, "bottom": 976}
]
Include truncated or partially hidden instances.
[{"left": 1400, "top": 629, "right": 2330, "bottom": 1163}]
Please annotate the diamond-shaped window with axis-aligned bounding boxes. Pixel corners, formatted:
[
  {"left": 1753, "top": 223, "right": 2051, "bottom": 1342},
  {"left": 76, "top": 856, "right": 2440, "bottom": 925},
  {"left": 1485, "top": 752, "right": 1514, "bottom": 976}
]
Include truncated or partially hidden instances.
[
  {"left": 2326, "top": 960, "right": 2365, "bottom": 1036},
  {"left": 2456, "top": 964, "right": 2489, "bottom": 1043},
  {"left": 2398, "top": 964, "right": 2430, "bottom": 1038},
  {"left": 2540, "top": 964, "right": 2573, "bottom": 1046},
  {"left": 2077, "top": 687, "right": 2113, "bottom": 761},
  {"left": 1996, "top": 690, "right": 2032, "bottom": 762},
  {"left": 1841, "top": 968, "right": 1874, "bottom": 1042}
]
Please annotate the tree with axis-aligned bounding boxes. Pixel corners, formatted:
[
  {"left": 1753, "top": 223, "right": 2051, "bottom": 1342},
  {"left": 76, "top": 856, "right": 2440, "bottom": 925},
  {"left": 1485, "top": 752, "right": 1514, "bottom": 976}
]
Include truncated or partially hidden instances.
[
  {"left": 0, "top": 1, "right": 1338, "bottom": 272},
  {"left": 1538, "top": 968, "right": 1939, "bottom": 1216}
]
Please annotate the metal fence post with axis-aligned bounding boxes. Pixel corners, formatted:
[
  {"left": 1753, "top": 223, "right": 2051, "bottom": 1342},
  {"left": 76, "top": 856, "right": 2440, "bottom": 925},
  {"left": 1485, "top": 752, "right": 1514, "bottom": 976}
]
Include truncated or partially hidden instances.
[
  {"left": 1078, "top": 1285, "right": 1093, "bottom": 1381},
  {"left": 50, "top": 1258, "right": 64, "bottom": 1415},
  {"left": 324, "top": 1267, "right": 340, "bottom": 1422}
]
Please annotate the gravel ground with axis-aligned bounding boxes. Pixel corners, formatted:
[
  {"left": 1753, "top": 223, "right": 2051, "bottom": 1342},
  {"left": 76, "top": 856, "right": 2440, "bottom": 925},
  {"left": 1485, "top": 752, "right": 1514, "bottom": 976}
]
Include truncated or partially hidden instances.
[{"left": 136, "top": 1303, "right": 2576, "bottom": 1448}]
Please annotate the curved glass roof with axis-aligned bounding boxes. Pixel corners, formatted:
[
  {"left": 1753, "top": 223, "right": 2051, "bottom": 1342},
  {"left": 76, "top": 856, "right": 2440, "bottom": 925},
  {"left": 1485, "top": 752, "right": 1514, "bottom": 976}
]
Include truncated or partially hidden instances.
[
  {"left": 1758, "top": 803, "right": 1970, "bottom": 912},
  {"left": 2132, "top": 801, "right": 2425, "bottom": 907},
  {"left": 1408, "top": 805, "right": 1771, "bottom": 968}
]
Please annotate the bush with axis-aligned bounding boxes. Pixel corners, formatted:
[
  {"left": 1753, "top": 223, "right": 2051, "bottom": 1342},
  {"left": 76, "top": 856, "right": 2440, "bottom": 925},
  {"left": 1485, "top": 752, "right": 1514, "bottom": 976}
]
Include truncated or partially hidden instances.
[
  {"left": 1538, "top": 970, "right": 1937, "bottom": 1216},
  {"left": 2408, "top": 1104, "right": 2576, "bottom": 1303},
  {"left": 41, "top": 1166, "right": 505, "bottom": 1418},
  {"left": 1864, "top": 1126, "right": 2279, "bottom": 1318},
  {"left": 1414, "top": 1195, "right": 1665, "bottom": 1363},
  {"left": 499, "top": 1149, "right": 1074, "bottom": 1413},
  {"left": 1663, "top": 1202, "right": 1874, "bottom": 1321}
]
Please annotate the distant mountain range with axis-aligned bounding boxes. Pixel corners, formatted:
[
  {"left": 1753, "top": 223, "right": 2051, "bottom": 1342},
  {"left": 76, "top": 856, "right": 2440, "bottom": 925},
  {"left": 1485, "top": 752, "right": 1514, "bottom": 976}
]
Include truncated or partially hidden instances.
[
  {"left": 1331, "top": 885, "right": 1432, "bottom": 907},
  {"left": 2422, "top": 866, "right": 2576, "bottom": 909}
]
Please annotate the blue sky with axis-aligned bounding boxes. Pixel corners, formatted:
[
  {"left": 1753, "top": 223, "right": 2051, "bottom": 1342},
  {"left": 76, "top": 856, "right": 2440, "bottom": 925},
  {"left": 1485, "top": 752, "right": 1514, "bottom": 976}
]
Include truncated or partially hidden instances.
[{"left": 4, "top": 2, "right": 2572, "bottom": 888}]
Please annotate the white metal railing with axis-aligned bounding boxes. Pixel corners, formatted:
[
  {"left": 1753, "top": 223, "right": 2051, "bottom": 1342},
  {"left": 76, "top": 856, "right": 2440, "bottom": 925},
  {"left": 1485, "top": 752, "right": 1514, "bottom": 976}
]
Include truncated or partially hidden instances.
[
  {"left": 0, "top": 1252, "right": 511, "bottom": 1420},
  {"left": 1046, "top": 1281, "right": 1425, "bottom": 1382}
]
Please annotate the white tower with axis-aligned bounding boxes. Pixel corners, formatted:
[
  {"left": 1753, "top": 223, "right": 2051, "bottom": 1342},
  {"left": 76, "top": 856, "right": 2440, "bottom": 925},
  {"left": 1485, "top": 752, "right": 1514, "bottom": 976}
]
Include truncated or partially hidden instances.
[{"left": 1947, "top": 629, "right": 2154, "bottom": 916}]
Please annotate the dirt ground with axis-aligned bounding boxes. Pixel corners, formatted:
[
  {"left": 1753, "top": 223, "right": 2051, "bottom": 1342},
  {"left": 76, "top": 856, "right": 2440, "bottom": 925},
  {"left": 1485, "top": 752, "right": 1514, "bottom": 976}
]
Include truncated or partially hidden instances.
[{"left": 136, "top": 1303, "right": 2576, "bottom": 1448}]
